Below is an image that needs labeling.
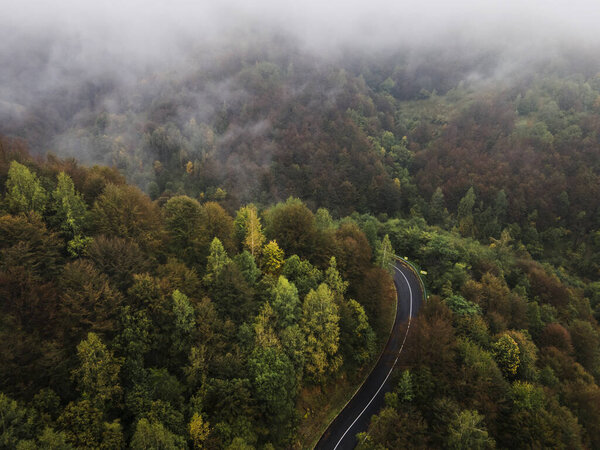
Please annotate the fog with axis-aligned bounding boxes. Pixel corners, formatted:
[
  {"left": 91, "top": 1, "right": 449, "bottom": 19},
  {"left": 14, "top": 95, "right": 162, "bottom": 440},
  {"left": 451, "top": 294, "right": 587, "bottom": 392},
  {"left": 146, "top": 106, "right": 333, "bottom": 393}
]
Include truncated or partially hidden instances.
[
  {"left": 3, "top": 0, "right": 600, "bottom": 70},
  {"left": 1, "top": 0, "right": 600, "bottom": 162}
]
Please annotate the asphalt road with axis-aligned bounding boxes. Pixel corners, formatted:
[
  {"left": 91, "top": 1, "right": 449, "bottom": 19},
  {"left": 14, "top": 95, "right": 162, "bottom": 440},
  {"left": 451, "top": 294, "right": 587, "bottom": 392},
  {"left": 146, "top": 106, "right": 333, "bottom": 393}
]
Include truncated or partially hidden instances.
[{"left": 314, "top": 260, "right": 424, "bottom": 450}]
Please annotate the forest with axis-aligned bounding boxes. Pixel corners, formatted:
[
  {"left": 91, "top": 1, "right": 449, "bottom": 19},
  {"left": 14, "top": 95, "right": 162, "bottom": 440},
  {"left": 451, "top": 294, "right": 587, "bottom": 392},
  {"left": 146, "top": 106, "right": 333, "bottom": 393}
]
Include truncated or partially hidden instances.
[{"left": 1, "top": 31, "right": 600, "bottom": 449}]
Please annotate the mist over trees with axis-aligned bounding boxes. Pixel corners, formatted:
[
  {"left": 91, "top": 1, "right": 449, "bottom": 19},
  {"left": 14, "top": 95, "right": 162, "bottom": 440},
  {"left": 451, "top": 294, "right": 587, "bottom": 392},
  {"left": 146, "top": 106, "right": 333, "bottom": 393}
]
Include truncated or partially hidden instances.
[{"left": 1, "top": 0, "right": 600, "bottom": 448}]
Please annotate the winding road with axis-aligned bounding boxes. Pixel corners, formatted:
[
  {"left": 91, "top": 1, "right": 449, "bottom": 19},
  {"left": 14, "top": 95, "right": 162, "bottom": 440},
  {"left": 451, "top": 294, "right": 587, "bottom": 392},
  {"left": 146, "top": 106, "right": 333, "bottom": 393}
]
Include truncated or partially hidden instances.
[{"left": 314, "top": 259, "right": 424, "bottom": 450}]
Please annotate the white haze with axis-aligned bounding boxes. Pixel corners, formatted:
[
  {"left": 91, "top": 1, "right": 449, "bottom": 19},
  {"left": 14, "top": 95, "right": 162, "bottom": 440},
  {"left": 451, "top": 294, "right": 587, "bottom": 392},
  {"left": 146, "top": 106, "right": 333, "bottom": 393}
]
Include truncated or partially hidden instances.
[
  {"left": 1, "top": 0, "right": 600, "bottom": 160},
  {"left": 2, "top": 0, "right": 600, "bottom": 67}
]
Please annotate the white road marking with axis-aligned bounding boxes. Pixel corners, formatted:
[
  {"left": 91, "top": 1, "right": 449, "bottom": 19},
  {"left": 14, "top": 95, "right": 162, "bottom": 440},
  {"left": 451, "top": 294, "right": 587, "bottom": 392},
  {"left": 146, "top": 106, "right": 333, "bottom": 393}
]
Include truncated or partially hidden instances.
[{"left": 332, "top": 263, "right": 414, "bottom": 450}]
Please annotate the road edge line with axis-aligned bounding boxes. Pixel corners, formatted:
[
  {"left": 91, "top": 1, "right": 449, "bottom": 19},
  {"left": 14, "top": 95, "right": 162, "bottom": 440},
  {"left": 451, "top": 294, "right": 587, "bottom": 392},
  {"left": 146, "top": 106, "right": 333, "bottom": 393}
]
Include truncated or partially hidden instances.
[{"left": 311, "top": 261, "right": 401, "bottom": 449}]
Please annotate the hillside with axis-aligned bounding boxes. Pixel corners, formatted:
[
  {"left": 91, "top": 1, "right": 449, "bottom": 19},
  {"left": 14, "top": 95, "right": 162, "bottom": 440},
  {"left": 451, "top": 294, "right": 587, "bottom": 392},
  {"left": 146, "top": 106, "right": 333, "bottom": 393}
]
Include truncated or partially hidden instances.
[{"left": 1, "top": 37, "right": 600, "bottom": 449}]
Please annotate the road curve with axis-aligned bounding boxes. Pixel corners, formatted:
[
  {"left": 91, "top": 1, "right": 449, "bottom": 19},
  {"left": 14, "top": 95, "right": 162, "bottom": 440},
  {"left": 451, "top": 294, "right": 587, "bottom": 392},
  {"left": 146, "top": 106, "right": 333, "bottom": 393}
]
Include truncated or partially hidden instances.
[{"left": 314, "top": 260, "right": 424, "bottom": 450}]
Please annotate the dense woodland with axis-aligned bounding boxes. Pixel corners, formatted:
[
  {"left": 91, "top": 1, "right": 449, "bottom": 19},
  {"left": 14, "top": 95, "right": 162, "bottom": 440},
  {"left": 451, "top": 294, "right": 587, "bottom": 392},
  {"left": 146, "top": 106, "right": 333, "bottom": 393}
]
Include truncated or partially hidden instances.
[{"left": 1, "top": 39, "right": 600, "bottom": 448}]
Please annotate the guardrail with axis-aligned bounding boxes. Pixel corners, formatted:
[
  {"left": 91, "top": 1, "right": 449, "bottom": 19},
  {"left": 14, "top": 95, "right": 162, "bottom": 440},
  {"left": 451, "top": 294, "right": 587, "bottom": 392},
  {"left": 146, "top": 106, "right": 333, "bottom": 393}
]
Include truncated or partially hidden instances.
[{"left": 393, "top": 254, "right": 428, "bottom": 301}]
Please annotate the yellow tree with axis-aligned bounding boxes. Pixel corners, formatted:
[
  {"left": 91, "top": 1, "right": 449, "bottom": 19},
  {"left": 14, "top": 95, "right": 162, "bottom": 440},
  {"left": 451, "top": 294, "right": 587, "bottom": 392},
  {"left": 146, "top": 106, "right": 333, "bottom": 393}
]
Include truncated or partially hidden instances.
[
  {"left": 189, "top": 413, "right": 210, "bottom": 449},
  {"left": 262, "top": 240, "right": 284, "bottom": 275},
  {"left": 301, "top": 284, "right": 342, "bottom": 383},
  {"left": 244, "top": 206, "right": 265, "bottom": 257}
]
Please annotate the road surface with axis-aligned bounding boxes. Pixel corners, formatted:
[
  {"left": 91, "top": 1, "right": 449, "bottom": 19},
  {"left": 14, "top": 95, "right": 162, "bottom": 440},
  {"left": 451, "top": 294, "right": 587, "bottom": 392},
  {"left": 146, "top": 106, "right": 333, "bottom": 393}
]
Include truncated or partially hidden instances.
[{"left": 314, "top": 260, "right": 424, "bottom": 450}]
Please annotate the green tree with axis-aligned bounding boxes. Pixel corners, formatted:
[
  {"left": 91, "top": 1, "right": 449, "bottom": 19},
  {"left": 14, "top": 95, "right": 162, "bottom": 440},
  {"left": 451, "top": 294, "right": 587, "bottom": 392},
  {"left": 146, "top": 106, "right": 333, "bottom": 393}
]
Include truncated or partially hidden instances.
[
  {"left": 262, "top": 240, "right": 284, "bottom": 275},
  {"left": 30, "top": 427, "right": 73, "bottom": 449},
  {"left": 396, "top": 370, "right": 414, "bottom": 403},
  {"left": 447, "top": 410, "right": 495, "bottom": 449},
  {"left": 339, "top": 299, "right": 375, "bottom": 366},
  {"left": 57, "top": 400, "right": 123, "bottom": 449},
  {"left": 357, "top": 407, "right": 429, "bottom": 449},
  {"left": 130, "top": 418, "right": 185, "bottom": 449},
  {"left": 429, "top": 187, "right": 449, "bottom": 226},
  {"left": 0, "top": 393, "right": 35, "bottom": 448},
  {"left": 377, "top": 234, "right": 394, "bottom": 273},
  {"left": 271, "top": 276, "right": 301, "bottom": 329},
  {"left": 282, "top": 255, "right": 322, "bottom": 298},
  {"left": 233, "top": 251, "right": 261, "bottom": 286},
  {"left": 50, "top": 172, "right": 86, "bottom": 234},
  {"left": 204, "top": 238, "right": 231, "bottom": 285},
  {"left": 457, "top": 186, "right": 476, "bottom": 237},
  {"left": 248, "top": 346, "right": 297, "bottom": 442},
  {"left": 492, "top": 334, "right": 520, "bottom": 378},
  {"left": 72, "top": 332, "right": 122, "bottom": 407},
  {"left": 163, "top": 195, "right": 206, "bottom": 266},
  {"left": 172, "top": 290, "right": 195, "bottom": 354},
  {"left": 301, "top": 284, "right": 342, "bottom": 382},
  {"left": 5, "top": 161, "right": 47, "bottom": 214},
  {"left": 314, "top": 207, "right": 334, "bottom": 231},
  {"left": 189, "top": 413, "right": 210, "bottom": 449},
  {"left": 445, "top": 294, "right": 481, "bottom": 316},
  {"left": 324, "top": 256, "right": 348, "bottom": 301},
  {"left": 253, "top": 302, "right": 281, "bottom": 349}
]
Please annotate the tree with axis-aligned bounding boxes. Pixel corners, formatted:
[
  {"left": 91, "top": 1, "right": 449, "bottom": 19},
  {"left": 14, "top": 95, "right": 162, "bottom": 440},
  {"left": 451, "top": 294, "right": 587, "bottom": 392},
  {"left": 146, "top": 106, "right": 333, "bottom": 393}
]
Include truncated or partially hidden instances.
[
  {"left": 569, "top": 319, "right": 600, "bottom": 379},
  {"left": 396, "top": 370, "right": 414, "bottom": 403},
  {"left": 85, "top": 236, "right": 150, "bottom": 291},
  {"left": 281, "top": 255, "right": 322, "bottom": 298},
  {"left": 334, "top": 222, "right": 372, "bottom": 284},
  {"left": 270, "top": 276, "right": 301, "bottom": 329},
  {"left": 262, "top": 240, "right": 284, "bottom": 275},
  {"left": 59, "top": 260, "right": 122, "bottom": 344},
  {"left": 233, "top": 251, "right": 261, "bottom": 286},
  {"left": 50, "top": 172, "right": 87, "bottom": 235},
  {"left": 447, "top": 410, "right": 495, "bottom": 449},
  {"left": 57, "top": 400, "right": 123, "bottom": 449},
  {"left": 248, "top": 346, "right": 297, "bottom": 442},
  {"left": 324, "top": 256, "right": 348, "bottom": 300},
  {"left": 265, "top": 198, "right": 317, "bottom": 258},
  {"left": 130, "top": 418, "right": 185, "bottom": 449},
  {"left": 0, "top": 213, "right": 63, "bottom": 280},
  {"left": 242, "top": 206, "right": 265, "bottom": 257},
  {"left": 171, "top": 290, "right": 195, "bottom": 354},
  {"left": 357, "top": 407, "right": 429, "bottom": 449},
  {"left": 91, "top": 184, "right": 163, "bottom": 251},
  {"left": 253, "top": 302, "right": 280, "bottom": 349},
  {"left": 72, "top": 332, "right": 122, "bottom": 408},
  {"left": 314, "top": 208, "right": 334, "bottom": 231},
  {"left": 204, "top": 238, "right": 231, "bottom": 286},
  {"left": 163, "top": 195, "right": 206, "bottom": 266},
  {"left": 339, "top": 299, "right": 375, "bottom": 366},
  {"left": 457, "top": 187, "right": 476, "bottom": 237},
  {"left": 301, "top": 284, "right": 342, "bottom": 382},
  {"left": 492, "top": 334, "right": 520, "bottom": 378},
  {"left": 429, "top": 187, "right": 449, "bottom": 226},
  {"left": 0, "top": 393, "right": 35, "bottom": 448},
  {"left": 445, "top": 294, "right": 481, "bottom": 316},
  {"left": 5, "top": 161, "right": 47, "bottom": 214},
  {"left": 202, "top": 202, "right": 235, "bottom": 253},
  {"left": 30, "top": 427, "right": 74, "bottom": 449},
  {"left": 189, "top": 413, "right": 210, "bottom": 449},
  {"left": 377, "top": 234, "right": 394, "bottom": 273}
]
